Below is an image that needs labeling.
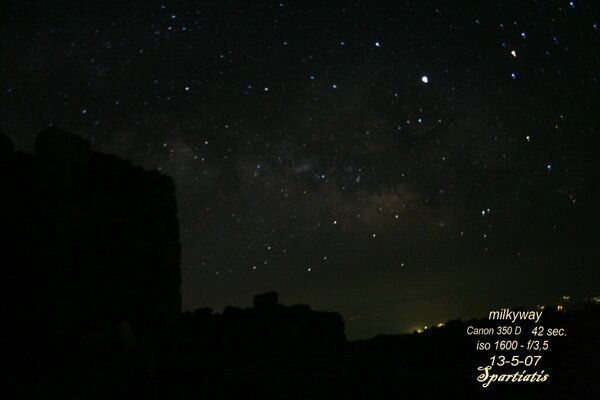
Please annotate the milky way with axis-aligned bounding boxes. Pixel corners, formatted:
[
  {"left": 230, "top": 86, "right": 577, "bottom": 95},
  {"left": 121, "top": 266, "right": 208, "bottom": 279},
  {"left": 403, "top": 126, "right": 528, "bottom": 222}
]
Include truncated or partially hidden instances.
[{"left": 2, "top": 0, "right": 599, "bottom": 338}]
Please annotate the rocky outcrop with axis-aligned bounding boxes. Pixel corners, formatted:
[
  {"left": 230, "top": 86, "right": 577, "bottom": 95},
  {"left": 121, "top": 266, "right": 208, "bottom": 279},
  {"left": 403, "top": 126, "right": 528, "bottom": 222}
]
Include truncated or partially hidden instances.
[
  {"left": 179, "top": 292, "right": 347, "bottom": 355},
  {"left": 1, "top": 127, "right": 181, "bottom": 333}
]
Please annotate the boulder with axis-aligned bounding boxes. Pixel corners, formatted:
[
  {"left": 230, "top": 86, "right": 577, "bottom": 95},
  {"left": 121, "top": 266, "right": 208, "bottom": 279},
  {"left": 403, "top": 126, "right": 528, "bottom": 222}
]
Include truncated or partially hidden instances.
[
  {"left": 35, "top": 127, "right": 92, "bottom": 166},
  {"left": 253, "top": 291, "right": 279, "bottom": 311}
]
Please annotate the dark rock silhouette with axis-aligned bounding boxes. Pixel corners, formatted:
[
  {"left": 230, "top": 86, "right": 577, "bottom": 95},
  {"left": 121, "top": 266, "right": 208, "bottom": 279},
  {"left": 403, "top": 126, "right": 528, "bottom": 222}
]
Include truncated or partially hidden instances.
[
  {"left": 253, "top": 290, "right": 279, "bottom": 310},
  {"left": 0, "top": 131, "right": 14, "bottom": 154},
  {"left": 180, "top": 291, "right": 346, "bottom": 355},
  {"left": 2, "top": 128, "right": 181, "bottom": 399},
  {"left": 35, "top": 126, "right": 93, "bottom": 165}
]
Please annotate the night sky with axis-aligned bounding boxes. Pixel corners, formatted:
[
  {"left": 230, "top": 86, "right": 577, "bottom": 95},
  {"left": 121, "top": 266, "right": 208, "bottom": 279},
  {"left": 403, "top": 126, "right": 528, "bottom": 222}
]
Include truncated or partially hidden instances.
[{"left": 2, "top": 0, "right": 599, "bottom": 339}]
